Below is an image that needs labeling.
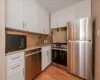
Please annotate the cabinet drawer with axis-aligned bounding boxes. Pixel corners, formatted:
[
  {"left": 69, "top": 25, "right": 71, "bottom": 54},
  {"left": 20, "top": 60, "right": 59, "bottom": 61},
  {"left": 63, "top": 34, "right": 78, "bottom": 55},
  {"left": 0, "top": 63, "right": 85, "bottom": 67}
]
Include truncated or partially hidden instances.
[
  {"left": 42, "top": 46, "right": 51, "bottom": 51},
  {"left": 6, "top": 52, "right": 24, "bottom": 65},
  {"left": 6, "top": 61, "right": 24, "bottom": 77},
  {"left": 6, "top": 70, "right": 24, "bottom": 80}
]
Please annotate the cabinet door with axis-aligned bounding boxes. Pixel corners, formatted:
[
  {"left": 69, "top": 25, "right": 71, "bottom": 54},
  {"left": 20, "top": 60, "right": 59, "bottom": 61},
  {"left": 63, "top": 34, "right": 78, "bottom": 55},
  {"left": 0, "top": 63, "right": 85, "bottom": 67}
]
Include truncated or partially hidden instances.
[
  {"left": 38, "top": 7, "right": 49, "bottom": 34},
  {"left": 47, "top": 47, "right": 51, "bottom": 65},
  {"left": 7, "top": 70, "right": 24, "bottom": 80},
  {"left": 57, "top": 6, "right": 76, "bottom": 27},
  {"left": 44, "top": 11, "right": 50, "bottom": 34},
  {"left": 24, "top": 0, "right": 38, "bottom": 33},
  {"left": 37, "top": 5, "right": 45, "bottom": 34},
  {"left": 51, "top": 13, "right": 58, "bottom": 29},
  {"left": 42, "top": 46, "right": 52, "bottom": 70},
  {"left": 6, "top": 0, "right": 24, "bottom": 30},
  {"left": 51, "top": 5, "right": 76, "bottom": 29},
  {"left": 42, "top": 50, "right": 48, "bottom": 71},
  {"left": 76, "top": 0, "right": 91, "bottom": 19}
]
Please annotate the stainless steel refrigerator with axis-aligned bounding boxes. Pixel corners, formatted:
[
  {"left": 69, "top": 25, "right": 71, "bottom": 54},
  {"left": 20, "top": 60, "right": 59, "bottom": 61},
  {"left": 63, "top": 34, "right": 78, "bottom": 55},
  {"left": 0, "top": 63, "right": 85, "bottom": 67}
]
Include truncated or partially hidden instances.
[{"left": 67, "top": 17, "right": 93, "bottom": 80}]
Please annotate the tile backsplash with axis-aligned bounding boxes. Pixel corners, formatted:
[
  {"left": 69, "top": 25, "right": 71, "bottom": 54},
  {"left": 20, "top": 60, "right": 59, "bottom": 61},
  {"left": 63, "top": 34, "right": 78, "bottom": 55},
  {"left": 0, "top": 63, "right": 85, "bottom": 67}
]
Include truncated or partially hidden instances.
[{"left": 6, "top": 29, "right": 51, "bottom": 49}]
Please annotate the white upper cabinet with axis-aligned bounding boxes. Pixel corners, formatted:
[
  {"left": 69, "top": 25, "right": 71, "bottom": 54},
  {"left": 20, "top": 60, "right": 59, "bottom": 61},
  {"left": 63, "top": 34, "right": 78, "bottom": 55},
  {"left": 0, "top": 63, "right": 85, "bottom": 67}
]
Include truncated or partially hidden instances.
[
  {"left": 51, "top": 0, "right": 91, "bottom": 29},
  {"left": 51, "top": 5, "right": 76, "bottom": 29},
  {"left": 76, "top": 0, "right": 91, "bottom": 19},
  {"left": 6, "top": 0, "right": 50, "bottom": 34},
  {"left": 37, "top": 5, "right": 45, "bottom": 34},
  {"left": 51, "top": 13, "right": 59, "bottom": 29},
  {"left": 37, "top": 5, "right": 50, "bottom": 34},
  {"left": 24, "top": 0, "right": 38, "bottom": 33},
  {"left": 5, "top": 0, "right": 24, "bottom": 30},
  {"left": 57, "top": 5, "right": 76, "bottom": 28},
  {"left": 44, "top": 11, "right": 50, "bottom": 34}
]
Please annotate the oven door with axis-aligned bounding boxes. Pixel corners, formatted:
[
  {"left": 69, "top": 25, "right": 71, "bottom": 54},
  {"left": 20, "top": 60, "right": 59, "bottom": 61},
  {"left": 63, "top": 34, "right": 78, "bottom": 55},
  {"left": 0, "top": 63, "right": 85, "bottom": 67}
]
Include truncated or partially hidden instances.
[{"left": 52, "top": 49, "right": 67, "bottom": 67}]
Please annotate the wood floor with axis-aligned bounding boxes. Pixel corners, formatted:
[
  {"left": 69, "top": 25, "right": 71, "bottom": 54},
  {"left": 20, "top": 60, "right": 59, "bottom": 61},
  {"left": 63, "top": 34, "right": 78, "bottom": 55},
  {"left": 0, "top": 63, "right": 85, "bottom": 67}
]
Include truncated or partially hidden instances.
[{"left": 35, "top": 65, "right": 84, "bottom": 80}]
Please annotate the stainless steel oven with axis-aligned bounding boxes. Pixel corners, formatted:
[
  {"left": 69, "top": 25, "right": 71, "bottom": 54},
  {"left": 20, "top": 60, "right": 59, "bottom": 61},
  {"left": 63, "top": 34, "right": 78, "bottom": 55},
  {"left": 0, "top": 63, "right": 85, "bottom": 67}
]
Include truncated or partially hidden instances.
[{"left": 52, "top": 49, "right": 67, "bottom": 70}]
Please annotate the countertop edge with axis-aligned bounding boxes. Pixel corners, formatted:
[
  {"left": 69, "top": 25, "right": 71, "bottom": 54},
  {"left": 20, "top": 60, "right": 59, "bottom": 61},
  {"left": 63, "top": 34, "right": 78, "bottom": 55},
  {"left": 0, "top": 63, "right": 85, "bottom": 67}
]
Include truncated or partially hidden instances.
[{"left": 6, "top": 45, "right": 51, "bottom": 56}]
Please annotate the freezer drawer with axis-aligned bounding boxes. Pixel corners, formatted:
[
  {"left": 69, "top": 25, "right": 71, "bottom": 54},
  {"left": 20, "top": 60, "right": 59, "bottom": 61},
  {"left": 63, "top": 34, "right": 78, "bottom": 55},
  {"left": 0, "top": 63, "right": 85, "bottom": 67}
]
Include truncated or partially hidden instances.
[
  {"left": 67, "top": 41, "right": 92, "bottom": 80},
  {"left": 67, "top": 17, "right": 92, "bottom": 41}
]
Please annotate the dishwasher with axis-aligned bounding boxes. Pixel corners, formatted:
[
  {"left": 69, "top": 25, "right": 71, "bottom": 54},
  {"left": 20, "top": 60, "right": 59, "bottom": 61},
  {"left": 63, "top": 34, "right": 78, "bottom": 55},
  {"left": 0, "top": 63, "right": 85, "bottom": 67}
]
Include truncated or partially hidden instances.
[{"left": 25, "top": 48, "right": 41, "bottom": 80}]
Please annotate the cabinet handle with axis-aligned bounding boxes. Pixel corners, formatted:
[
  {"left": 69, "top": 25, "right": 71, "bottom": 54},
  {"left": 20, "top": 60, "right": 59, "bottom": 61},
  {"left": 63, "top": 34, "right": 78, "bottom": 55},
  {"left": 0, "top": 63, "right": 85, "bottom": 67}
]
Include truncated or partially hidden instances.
[
  {"left": 25, "top": 23, "right": 26, "bottom": 29},
  {"left": 12, "top": 65, "right": 20, "bottom": 70},
  {"left": 23, "top": 68, "right": 25, "bottom": 76},
  {"left": 23, "top": 22, "right": 26, "bottom": 28},
  {"left": 47, "top": 51, "right": 48, "bottom": 56},
  {"left": 44, "top": 29, "right": 45, "bottom": 32},
  {"left": 23, "top": 22, "right": 24, "bottom": 28},
  {"left": 11, "top": 56, "right": 20, "bottom": 60}
]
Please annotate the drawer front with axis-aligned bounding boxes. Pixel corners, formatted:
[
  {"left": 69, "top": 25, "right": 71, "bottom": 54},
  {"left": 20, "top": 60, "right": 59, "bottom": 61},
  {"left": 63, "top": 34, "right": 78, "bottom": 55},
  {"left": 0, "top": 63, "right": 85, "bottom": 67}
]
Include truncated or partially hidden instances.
[
  {"left": 42, "top": 46, "right": 51, "bottom": 51},
  {"left": 6, "top": 60, "right": 24, "bottom": 77},
  {"left": 6, "top": 52, "right": 24, "bottom": 65},
  {"left": 42, "top": 47, "right": 47, "bottom": 51},
  {"left": 6, "top": 70, "right": 24, "bottom": 80}
]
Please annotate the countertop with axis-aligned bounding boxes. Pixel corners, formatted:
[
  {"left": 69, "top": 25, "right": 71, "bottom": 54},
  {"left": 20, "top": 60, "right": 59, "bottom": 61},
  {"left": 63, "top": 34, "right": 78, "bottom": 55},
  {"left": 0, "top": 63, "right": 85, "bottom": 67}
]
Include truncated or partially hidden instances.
[{"left": 6, "top": 45, "right": 51, "bottom": 56}]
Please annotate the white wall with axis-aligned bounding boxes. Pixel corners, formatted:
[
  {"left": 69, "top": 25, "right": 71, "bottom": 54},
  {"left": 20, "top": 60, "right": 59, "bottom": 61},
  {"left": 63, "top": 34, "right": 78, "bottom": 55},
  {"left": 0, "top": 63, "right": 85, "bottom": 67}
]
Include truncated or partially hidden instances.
[
  {"left": 92, "top": 0, "right": 100, "bottom": 80},
  {"left": 0, "top": 0, "right": 6, "bottom": 80}
]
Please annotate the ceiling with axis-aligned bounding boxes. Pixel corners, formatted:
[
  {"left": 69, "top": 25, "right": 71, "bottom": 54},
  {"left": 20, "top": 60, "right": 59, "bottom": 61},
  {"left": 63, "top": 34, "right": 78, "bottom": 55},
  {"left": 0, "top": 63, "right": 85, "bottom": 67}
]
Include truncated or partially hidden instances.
[{"left": 37, "top": 0, "right": 84, "bottom": 13}]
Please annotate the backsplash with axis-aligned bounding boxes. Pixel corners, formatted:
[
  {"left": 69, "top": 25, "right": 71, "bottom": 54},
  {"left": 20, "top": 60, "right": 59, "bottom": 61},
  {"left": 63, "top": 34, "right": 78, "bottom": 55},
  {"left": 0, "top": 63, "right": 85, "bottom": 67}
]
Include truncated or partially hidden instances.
[
  {"left": 6, "top": 29, "right": 51, "bottom": 49},
  {"left": 51, "top": 27, "right": 67, "bottom": 43}
]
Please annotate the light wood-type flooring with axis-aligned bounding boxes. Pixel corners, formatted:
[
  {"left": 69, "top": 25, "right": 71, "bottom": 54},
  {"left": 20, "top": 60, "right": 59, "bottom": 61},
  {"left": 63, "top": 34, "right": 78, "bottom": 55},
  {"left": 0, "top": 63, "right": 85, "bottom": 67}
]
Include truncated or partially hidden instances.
[{"left": 35, "top": 65, "right": 84, "bottom": 80}]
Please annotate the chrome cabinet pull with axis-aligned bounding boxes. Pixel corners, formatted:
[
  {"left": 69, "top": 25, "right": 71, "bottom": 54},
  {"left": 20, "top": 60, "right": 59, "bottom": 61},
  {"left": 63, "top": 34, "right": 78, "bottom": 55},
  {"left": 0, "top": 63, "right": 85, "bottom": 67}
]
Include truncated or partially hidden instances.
[
  {"left": 23, "top": 22, "right": 25, "bottom": 28},
  {"left": 11, "top": 56, "right": 20, "bottom": 60},
  {"left": 47, "top": 51, "right": 48, "bottom": 56},
  {"left": 23, "top": 22, "right": 26, "bottom": 28},
  {"left": 12, "top": 65, "right": 20, "bottom": 70},
  {"left": 25, "top": 23, "right": 26, "bottom": 28},
  {"left": 23, "top": 68, "right": 25, "bottom": 76}
]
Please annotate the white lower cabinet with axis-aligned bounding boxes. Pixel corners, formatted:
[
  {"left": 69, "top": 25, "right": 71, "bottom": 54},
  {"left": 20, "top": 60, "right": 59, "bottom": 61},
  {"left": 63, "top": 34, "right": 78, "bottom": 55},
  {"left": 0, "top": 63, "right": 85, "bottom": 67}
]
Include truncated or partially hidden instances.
[
  {"left": 42, "top": 50, "right": 48, "bottom": 70},
  {"left": 42, "top": 46, "right": 51, "bottom": 71},
  {"left": 7, "top": 70, "right": 24, "bottom": 80},
  {"left": 47, "top": 47, "right": 51, "bottom": 66},
  {"left": 6, "top": 52, "right": 25, "bottom": 80}
]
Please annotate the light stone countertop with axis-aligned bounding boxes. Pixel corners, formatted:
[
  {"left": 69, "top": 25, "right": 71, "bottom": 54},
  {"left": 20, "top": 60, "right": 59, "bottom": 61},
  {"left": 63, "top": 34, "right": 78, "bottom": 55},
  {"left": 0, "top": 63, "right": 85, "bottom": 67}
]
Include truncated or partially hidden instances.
[{"left": 6, "top": 45, "right": 51, "bottom": 56}]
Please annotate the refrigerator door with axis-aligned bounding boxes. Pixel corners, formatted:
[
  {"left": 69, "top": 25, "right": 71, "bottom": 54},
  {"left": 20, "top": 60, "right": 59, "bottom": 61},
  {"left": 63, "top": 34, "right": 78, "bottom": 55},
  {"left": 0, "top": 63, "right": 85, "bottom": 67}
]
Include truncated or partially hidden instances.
[
  {"left": 67, "top": 17, "right": 92, "bottom": 41},
  {"left": 67, "top": 41, "right": 92, "bottom": 80}
]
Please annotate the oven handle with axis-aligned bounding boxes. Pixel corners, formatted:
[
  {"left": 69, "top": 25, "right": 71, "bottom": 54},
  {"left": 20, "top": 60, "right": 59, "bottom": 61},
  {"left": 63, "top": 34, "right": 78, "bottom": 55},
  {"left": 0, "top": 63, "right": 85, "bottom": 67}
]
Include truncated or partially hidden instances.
[{"left": 25, "top": 50, "right": 41, "bottom": 57}]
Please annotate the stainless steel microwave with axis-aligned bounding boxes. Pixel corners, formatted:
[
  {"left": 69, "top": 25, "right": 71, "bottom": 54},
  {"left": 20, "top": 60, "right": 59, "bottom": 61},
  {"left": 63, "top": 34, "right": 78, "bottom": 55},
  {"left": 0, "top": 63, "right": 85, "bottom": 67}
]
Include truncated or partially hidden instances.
[{"left": 6, "top": 34, "right": 26, "bottom": 53}]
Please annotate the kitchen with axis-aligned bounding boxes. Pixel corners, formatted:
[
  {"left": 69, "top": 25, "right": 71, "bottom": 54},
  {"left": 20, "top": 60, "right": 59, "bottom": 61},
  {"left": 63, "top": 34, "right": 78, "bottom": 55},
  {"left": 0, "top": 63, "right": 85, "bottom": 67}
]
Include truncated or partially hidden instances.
[{"left": 0, "top": 0, "right": 100, "bottom": 80}]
